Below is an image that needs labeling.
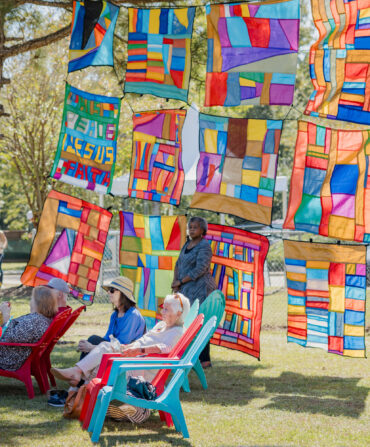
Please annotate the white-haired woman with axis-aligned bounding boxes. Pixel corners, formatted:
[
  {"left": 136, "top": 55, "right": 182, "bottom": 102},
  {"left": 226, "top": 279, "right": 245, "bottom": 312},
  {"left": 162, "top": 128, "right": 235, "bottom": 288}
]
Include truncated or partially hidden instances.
[{"left": 51, "top": 293, "right": 190, "bottom": 385}]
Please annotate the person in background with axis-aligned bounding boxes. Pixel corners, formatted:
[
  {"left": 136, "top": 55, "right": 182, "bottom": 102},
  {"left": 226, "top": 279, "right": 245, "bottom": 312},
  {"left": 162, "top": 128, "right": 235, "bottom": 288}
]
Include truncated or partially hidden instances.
[
  {"left": 77, "top": 276, "right": 146, "bottom": 359},
  {"left": 0, "top": 286, "right": 58, "bottom": 371},
  {"left": 0, "top": 230, "right": 8, "bottom": 288},
  {"left": 171, "top": 216, "right": 217, "bottom": 369},
  {"left": 50, "top": 293, "right": 190, "bottom": 385},
  {"left": 46, "top": 277, "right": 70, "bottom": 313}
]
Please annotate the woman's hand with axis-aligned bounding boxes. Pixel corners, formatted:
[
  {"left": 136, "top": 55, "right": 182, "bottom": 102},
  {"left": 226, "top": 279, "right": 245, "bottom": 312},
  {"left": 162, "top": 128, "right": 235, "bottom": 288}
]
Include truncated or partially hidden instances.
[
  {"left": 0, "top": 302, "right": 11, "bottom": 324},
  {"left": 77, "top": 340, "right": 94, "bottom": 353},
  {"left": 120, "top": 346, "right": 141, "bottom": 357},
  {"left": 171, "top": 279, "right": 181, "bottom": 291}
]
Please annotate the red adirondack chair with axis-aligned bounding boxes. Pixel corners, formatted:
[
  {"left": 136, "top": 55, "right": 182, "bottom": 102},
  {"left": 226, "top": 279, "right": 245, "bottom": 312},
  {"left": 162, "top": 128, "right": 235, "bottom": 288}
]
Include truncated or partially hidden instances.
[
  {"left": 0, "top": 308, "right": 71, "bottom": 399},
  {"left": 80, "top": 313, "right": 205, "bottom": 430},
  {"left": 45, "top": 305, "right": 86, "bottom": 388}
]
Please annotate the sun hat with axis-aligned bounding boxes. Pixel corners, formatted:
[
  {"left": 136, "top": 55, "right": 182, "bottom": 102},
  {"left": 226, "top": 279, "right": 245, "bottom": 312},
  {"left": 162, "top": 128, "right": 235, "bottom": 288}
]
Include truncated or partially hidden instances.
[
  {"left": 102, "top": 276, "right": 136, "bottom": 304},
  {"left": 47, "top": 278, "right": 70, "bottom": 294}
]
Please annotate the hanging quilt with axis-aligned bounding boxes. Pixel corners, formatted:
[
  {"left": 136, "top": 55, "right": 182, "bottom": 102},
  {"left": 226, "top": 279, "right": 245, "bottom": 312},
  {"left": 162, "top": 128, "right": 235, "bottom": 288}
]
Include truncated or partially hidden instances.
[
  {"left": 305, "top": 0, "right": 370, "bottom": 125},
  {"left": 190, "top": 114, "right": 283, "bottom": 225},
  {"left": 21, "top": 190, "right": 112, "bottom": 303},
  {"left": 51, "top": 84, "right": 121, "bottom": 194},
  {"left": 284, "top": 240, "right": 366, "bottom": 358},
  {"left": 206, "top": 224, "right": 268, "bottom": 359},
  {"left": 129, "top": 109, "right": 186, "bottom": 205},
  {"left": 68, "top": 0, "right": 119, "bottom": 73},
  {"left": 284, "top": 121, "right": 370, "bottom": 242},
  {"left": 124, "top": 7, "right": 196, "bottom": 102},
  {"left": 205, "top": 0, "right": 300, "bottom": 107},
  {"left": 119, "top": 212, "right": 187, "bottom": 329}
]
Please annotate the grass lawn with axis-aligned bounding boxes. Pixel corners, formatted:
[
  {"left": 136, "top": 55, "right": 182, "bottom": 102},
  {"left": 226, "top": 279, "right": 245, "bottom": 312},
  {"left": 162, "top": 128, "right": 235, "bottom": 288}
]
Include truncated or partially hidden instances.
[
  {"left": 2, "top": 262, "right": 27, "bottom": 271},
  {"left": 1, "top": 291, "right": 369, "bottom": 447}
]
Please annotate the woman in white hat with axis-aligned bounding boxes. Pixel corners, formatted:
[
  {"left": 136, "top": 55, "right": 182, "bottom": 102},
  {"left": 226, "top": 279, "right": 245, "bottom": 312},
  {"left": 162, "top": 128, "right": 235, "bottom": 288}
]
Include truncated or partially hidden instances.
[
  {"left": 77, "top": 276, "right": 146, "bottom": 359},
  {"left": 51, "top": 293, "right": 190, "bottom": 385}
]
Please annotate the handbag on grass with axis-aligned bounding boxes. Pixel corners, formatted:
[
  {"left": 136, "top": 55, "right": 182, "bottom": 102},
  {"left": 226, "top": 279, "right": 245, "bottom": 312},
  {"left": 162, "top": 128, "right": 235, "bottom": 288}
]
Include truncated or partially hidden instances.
[{"left": 63, "top": 384, "right": 87, "bottom": 419}]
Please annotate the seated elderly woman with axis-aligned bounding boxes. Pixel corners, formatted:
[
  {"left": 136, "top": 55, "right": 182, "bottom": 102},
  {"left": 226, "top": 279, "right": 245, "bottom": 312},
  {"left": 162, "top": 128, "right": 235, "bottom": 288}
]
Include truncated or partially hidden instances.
[
  {"left": 51, "top": 293, "right": 190, "bottom": 385},
  {"left": 0, "top": 286, "right": 58, "bottom": 371}
]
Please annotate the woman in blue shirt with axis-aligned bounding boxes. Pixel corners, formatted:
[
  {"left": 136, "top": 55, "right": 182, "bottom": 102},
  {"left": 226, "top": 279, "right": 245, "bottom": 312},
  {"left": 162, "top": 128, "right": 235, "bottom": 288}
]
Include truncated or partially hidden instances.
[{"left": 78, "top": 276, "right": 145, "bottom": 359}]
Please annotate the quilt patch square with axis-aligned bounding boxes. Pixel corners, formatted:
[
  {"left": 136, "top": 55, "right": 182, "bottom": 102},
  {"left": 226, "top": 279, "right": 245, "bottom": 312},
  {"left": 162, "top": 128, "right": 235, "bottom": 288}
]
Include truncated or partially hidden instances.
[
  {"left": 68, "top": 0, "right": 119, "bottom": 72},
  {"left": 284, "top": 121, "right": 370, "bottom": 242},
  {"left": 305, "top": 0, "right": 370, "bottom": 124},
  {"left": 190, "top": 114, "right": 282, "bottom": 225},
  {"left": 205, "top": 0, "right": 300, "bottom": 106},
  {"left": 119, "top": 212, "right": 187, "bottom": 329},
  {"left": 128, "top": 109, "right": 186, "bottom": 205},
  {"left": 207, "top": 224, "right": 269, "bottom": 359},
  {"left": 284, "top": 240, "right": 366, "bottom": 357},
  {"left": 51, "top": 84, "right": 120, "bottom": 194},
  {"left": 21, "top": 190, "right": 112, "bottom": 303},
  {"left": 125, "top": 7, "right": 195, "bottom": 101}
]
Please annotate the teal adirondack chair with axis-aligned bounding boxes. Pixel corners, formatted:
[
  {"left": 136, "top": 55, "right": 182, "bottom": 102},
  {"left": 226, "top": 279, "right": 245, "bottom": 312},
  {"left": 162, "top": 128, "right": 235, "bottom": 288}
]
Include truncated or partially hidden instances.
[
  {"left": 182, "top": 289, "right": 225, "bottom": 392},
  {"left": 183, "top": 299, "right": 199, "bottom": 328},
  {"left": 88, "top": 316, "right": 217, "bottom": 442}
]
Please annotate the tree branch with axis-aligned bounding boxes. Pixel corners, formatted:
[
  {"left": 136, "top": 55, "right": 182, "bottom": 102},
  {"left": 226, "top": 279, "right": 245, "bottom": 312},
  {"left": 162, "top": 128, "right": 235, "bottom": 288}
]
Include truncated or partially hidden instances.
[
  {"left": 15, "top": 1, "right": 72, "bottom": 8},
  {"left": 0, "top": 24, "right": 70, "bottom": 58}
]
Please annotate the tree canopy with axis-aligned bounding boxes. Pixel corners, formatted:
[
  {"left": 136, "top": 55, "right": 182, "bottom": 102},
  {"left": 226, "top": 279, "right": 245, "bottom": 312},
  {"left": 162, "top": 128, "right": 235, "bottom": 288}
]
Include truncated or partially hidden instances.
[{"left": 0, "top": 0, "right": 317, "bottom": 229}]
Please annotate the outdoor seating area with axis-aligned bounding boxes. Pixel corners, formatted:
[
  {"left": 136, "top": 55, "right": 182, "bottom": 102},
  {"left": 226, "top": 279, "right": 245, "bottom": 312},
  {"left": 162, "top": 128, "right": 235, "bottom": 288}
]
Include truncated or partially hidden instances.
[
  {"left": 1, "top": 1, "right": 370, "bottom": 446},
  {"left": 1, "top": 294, "right": 369, "bottom": 447}
]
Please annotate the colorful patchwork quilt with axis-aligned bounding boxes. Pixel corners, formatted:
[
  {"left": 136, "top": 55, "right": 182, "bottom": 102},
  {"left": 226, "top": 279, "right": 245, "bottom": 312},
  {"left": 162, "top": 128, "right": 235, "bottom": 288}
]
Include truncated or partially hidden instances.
[
  {"left": 207, "top": 224, "right": 269, "bottom": 359},
  {"left": 205, "top": 0, "right": 300, "bottom": 106},
  {"left": 284, "top": 240, "right": 366, "bottom": 358},
  {"left": 284, "top": 121, "right": 370, "bottom": 242},
  {"left": 51, "top": 84, "right": 120, "bottom": 194},
  {"left": 68, "top": 0, "right": 119, "bottom": 73},
  {"left": 128, "top": 109, "right": 186, "bottom": 205},
  {"left": 21, "top": 190, "right": 112, "bottom": 303},
  {"left": 125, "top": 7, "right": 195, "bottom": 101},
  {"left": 119, "top": 212, "right": 187, "bottom": 329},
  {"left": 190, "top": 114, "right": 282, "bottom": 225},
  {"left": 305, "top": 0, "right": 370, "bottom": 125}
]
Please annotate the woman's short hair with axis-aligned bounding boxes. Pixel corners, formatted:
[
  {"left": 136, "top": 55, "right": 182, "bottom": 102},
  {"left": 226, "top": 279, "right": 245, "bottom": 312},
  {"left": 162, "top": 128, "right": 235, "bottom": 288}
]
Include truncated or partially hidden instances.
[
  {"left": 32, "top": 286, "right": 58, "bottom": 318},
  {"left": 188, "top": 216, "right": 208, "bottom": 236},
  {"left": 115, "top": 291, "right": 135, "bottom": 312},
  {"left": 164, "top": 293, "right": 190, "bottom": 325}
]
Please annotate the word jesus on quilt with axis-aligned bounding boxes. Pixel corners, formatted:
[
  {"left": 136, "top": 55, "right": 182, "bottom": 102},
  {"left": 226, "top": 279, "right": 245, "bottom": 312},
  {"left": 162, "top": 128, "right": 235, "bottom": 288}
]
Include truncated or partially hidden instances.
[{"left": 51, "top": 84, "right": 121, "bottom": 194}]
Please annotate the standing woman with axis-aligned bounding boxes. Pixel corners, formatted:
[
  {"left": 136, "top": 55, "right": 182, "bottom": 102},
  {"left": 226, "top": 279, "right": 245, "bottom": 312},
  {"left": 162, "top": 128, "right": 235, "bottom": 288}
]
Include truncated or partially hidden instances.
[{"left": 171, "top": 216, "right": 216, "bottom": 368}]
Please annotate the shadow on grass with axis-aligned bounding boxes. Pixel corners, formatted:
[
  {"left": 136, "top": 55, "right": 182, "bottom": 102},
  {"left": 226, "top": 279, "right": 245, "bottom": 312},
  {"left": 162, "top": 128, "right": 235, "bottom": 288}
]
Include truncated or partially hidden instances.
[
  {"left": 262, "top": 372, "right": 369, "bottom": 418},
  {"left": 0, "top": 417, "right": 73, "bottom": 446},
  {"left": 0, "top": 388, "right": 190, "bottom": 447},
  {"left": 97, "top": 421, "right": 192, "bottom": 447},
  {"left": 182, "top": 361, "right": 369, "bottom": 418}
]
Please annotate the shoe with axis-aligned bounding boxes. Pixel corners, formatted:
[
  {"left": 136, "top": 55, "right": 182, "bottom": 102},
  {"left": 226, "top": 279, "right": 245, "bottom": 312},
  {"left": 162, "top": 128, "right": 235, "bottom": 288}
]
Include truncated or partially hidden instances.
[
  {"left": 201, "top": 361, "right": 212, "bottom": 369},
  {"left": 47, "top": 389, "right": 68, "bottom": 398},
  {"left": 47, "top": 394, "right": 67, "bottom": 407}
]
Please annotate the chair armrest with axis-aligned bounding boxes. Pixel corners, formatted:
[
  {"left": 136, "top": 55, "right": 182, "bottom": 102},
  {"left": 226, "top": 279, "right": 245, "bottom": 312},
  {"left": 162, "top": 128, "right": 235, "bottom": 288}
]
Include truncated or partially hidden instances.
[
  {"left": 118, "top": 362, "right": 193, "bottom": 372},
  {"left": 106, "top": 358, "right": 187, "bottom": 386},
  {"left": 97, "top": 353, "right": 123, "bottom": 378},
  {"left": 107, "top": 362, "right": 193, "bottom": 391}
]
